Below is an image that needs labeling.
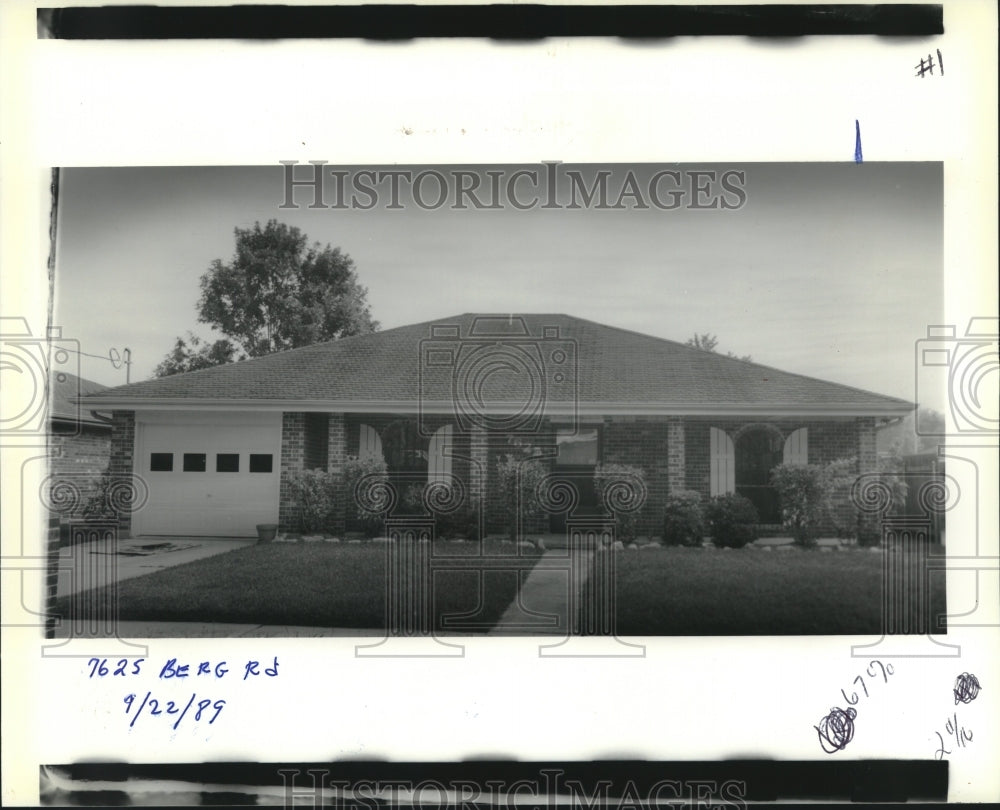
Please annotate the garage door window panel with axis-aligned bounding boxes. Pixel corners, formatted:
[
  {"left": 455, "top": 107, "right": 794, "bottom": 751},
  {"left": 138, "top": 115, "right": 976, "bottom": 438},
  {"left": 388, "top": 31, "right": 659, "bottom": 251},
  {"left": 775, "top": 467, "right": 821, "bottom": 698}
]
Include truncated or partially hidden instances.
[
  {"left": 150, "top": 453, "right": 173, "bottom": 472},
  {"left": 183, "top": 453, "right": 207, "bottom": 472},
  {"left": 249, "top": 454, "right": 273, "bottom": 473},
  {"left": 216, "top": 454, "right": 240, "bottom": 473}
]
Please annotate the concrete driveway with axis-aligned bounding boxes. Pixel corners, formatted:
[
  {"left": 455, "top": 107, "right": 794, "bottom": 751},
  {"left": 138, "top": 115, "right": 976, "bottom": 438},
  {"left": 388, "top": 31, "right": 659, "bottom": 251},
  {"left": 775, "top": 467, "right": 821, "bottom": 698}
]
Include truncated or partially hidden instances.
[{"left": 55, "top": 535, "right": 256, "bottom": 598}]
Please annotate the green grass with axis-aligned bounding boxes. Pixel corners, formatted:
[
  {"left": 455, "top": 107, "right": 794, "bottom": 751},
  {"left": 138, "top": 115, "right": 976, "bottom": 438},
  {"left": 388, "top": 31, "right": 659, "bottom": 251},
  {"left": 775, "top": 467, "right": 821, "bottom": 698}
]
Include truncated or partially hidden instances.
[
  {"left": 604, "top": 546, "right": 948, "bottom": 635},
  {"left": 54, "top": 540, "right": 543, "bottom": 633}
]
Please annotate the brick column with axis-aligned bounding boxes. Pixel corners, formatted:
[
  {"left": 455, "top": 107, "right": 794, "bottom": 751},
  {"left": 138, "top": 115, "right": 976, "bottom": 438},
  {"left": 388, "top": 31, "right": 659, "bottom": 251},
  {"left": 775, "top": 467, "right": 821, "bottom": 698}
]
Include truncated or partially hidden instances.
[
  {"left": 279, "top": 412, "right": 305, "bottom": 533},
  {"left": 856, "top": 417, "right": 879, "bottom": 541},
  {"left": 327, "top": 413, "right": 347, "bottom": 534},
  {"left": 666, "top": 416, "right": 686, "bottom": 494},
  {"left": 468, "top": 425, "right": 489, "bottom": 515},
  {"left": 109, "top": 410, "right": 135, "bottom": 537}
]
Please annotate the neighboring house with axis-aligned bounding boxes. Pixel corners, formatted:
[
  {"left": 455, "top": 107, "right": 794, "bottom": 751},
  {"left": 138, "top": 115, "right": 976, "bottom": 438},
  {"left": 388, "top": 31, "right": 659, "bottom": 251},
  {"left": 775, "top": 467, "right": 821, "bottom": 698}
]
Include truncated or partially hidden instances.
[
  {"left": 78, "top": 314, "right": 914, "bottom": 538},
  {"left": 49, "top": 372, "right": 112, "bottom": 513}
]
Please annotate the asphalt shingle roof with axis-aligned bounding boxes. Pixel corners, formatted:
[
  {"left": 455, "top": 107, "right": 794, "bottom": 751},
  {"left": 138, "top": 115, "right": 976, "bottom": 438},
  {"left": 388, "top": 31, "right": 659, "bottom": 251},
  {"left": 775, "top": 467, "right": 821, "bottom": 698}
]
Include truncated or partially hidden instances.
[
  {"left": 51, "top": 372, "right": 111, "bottom": 426},
  {"left": 81, "top": 314, "right": 913, "bottom": 413}
]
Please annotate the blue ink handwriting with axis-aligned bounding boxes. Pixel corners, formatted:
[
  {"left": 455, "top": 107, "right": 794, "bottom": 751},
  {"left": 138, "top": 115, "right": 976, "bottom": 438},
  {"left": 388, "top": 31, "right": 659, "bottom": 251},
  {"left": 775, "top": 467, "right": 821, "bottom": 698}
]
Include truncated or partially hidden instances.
[
  {"left": 124, "top": 691, "right": 225, "bottom": 730},
  {"left": 87, "top": 656, "right": 279, "bottom": 680}
]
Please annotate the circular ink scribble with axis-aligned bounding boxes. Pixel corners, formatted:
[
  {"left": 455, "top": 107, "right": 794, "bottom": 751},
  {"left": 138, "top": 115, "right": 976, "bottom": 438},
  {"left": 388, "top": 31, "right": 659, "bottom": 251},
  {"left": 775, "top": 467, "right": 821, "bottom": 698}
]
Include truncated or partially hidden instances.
[
  {"left": 815, "top": 707, "right": 857, "bottom": 754},
  {"left": 954, "top": 672, "right": 982, "bottom": 705}
]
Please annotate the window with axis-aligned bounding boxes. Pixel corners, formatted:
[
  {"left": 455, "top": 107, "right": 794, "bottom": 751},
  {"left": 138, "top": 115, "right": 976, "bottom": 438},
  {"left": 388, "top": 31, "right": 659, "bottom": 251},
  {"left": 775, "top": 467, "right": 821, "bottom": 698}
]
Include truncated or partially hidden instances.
[
  {"left": 735, "top": 427, "right": 784, "bottom": 523},
  {"left": 249, "top": 454, "right": 273, "bottom": 473},
  {"left": 381, "top": 420, "right": 427, "bottom": 473},
  {"left": 555, "top": 428, "right": 599, "bottom": 466},
  {"left": 216, "top": 453, "right": 240, "bottom": 473},
  {"left": 183, "top": 453, "right": 207, "bottom": 472},
  {"left": 150, "top": 453, "right": 173, "bottom": 472}
]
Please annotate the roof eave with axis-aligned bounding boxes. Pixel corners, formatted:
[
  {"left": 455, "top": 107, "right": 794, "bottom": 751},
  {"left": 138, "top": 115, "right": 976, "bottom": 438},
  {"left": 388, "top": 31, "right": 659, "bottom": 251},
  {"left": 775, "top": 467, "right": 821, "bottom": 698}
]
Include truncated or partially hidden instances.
[{"left": 73, "top": 396, "right": 915, "bottom": 418}]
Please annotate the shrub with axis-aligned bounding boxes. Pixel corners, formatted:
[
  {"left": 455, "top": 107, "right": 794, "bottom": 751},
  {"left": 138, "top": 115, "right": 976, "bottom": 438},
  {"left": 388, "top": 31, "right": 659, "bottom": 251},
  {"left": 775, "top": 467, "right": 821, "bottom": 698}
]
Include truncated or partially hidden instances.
[
  {"left": 706, "top": 493, "right": 759, "bottom": 548},
  {"left": 285, "top": 468, "right": 339, "bottom": 534},
  {"left": 770, "top": 463, "right": 827, "bottom": 546},
  {"left": 593, "top": 463, "right": 647, "bottom": 544},
  {"left": 495, "top": 455, "right": 547, "bottom": 542},
  {"left": 662, "top": 490, "right": 706, "bottom": 546},
  {"left": 822, "top": 454, "right": 909, "bottom": 546},
  {"left": 342, "top": 456, "right": 390, "bottom": 538},
  {"left": 436, "top": 507, "right": 481, "bottom": 541}
]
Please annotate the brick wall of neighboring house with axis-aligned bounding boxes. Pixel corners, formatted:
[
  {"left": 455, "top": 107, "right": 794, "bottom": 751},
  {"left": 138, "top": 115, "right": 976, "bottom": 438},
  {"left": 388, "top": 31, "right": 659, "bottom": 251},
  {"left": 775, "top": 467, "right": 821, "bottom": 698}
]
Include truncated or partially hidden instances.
[
  {"left": 49, "top": 422, "right": 112, "bottom": 515},
  {"left": 108, "top": 410, "right": 136, "bottom": 536}
]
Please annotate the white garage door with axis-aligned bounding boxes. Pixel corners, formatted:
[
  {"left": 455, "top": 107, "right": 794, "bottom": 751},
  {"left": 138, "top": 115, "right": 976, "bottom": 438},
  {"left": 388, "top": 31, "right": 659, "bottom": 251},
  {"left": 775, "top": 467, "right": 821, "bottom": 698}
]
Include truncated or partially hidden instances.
[{"left": 134, "top": 412, "right": 281, "bottom": 537}]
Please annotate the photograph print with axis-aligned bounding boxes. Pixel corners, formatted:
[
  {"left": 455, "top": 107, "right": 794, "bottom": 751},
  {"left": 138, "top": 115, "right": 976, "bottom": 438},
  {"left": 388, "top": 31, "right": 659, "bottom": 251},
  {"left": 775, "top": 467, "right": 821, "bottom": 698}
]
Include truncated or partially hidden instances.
[{"left": 46, "top": 161, "right": 946, "bottom": 639}]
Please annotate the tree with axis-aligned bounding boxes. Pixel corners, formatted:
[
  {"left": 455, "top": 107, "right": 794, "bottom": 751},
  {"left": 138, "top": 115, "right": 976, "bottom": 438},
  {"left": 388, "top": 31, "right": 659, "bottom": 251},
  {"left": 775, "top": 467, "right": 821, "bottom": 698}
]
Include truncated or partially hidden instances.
[
  {"left": 155, "top": 220, "right": 378, "bottom": 377},
  {"left": 154, "top": 332, "right": 238, "bottom": 377},
  {"left": 685, "top": 332, "right": 752, "bottom": 362}
]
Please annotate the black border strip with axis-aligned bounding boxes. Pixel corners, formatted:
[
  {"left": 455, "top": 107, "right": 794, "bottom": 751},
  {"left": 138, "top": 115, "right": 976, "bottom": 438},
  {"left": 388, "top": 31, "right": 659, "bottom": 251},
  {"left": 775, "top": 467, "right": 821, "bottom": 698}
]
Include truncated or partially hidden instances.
[
  {"left": 39, "top": 4, "right": 944, "bottom": 40},
  {"left": 42, "top": 760, "right": 949, "bottom": 804}
]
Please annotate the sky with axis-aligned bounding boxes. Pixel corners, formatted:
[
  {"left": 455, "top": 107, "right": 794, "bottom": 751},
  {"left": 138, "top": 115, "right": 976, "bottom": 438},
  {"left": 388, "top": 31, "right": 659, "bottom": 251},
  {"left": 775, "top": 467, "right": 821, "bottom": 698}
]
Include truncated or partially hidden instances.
[{"left": 54, "top": 162, "right": 942, "bottom": 409}]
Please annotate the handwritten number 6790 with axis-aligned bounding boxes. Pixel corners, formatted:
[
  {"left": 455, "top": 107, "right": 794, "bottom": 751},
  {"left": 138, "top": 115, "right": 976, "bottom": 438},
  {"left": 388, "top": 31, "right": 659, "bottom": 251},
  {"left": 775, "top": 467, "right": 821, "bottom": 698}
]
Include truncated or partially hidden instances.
[{"left": 841, "top": 660, "right": 894, "bottom": 704}]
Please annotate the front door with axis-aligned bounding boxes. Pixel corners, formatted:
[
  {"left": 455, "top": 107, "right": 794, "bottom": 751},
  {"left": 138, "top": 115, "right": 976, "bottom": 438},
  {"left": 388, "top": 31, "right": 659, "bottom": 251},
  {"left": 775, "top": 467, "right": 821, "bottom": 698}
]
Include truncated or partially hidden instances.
[{"left": 548, "top": 427, "right": 601, "bottom": 534}]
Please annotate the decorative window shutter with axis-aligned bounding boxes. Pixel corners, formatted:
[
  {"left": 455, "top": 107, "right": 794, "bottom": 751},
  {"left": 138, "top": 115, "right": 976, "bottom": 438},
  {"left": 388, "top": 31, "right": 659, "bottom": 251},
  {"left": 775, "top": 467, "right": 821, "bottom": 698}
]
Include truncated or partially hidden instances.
[
  {"left": 783, "top": 428, "right": 809, "bottom": 465},
  {"left": 428, "top": 424, "right": 453, "bottom": 484},
  {"left": 709, "top": 427, "right": 735, "bottom": 496},
  {"left": 358, "top": 423, "right": 383, "bottom": 462}
]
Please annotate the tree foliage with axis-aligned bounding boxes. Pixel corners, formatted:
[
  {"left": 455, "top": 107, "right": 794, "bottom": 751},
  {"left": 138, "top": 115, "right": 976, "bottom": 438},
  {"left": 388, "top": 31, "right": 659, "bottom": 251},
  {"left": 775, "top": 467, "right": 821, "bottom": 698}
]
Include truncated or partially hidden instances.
[
  {"left": 155, "top": 220, "right": 378, "bottom": 377},
  {"left": 685, "top": 332, "right": 752, "bottom": 362},
  {"left": 154, "top": 332, "right": 238, "bottom": 378}
]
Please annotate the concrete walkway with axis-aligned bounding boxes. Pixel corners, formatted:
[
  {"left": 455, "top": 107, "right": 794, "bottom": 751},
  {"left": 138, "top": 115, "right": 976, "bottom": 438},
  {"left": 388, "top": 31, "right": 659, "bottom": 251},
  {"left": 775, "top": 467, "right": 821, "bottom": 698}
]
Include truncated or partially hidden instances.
[
  {"left": 55, "top": 536, "right": 255, "bottom": 598},
  {"left": 489, "top": 549, "right": 594, "bottom": 635}
]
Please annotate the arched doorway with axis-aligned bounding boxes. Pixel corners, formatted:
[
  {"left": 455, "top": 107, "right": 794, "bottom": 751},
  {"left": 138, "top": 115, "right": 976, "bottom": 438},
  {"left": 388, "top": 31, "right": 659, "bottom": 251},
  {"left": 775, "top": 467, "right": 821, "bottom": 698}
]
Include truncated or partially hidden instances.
[{"left": 735, "top": 426, "right": 784, "bottom": 523}]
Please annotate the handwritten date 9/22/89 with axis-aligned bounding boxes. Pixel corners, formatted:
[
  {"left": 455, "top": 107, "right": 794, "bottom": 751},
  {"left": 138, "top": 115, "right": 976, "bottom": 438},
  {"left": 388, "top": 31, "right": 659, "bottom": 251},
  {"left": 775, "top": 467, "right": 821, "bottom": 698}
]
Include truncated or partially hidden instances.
[{"left": 124, "top": 691, "right": 225, "bottom": 730}]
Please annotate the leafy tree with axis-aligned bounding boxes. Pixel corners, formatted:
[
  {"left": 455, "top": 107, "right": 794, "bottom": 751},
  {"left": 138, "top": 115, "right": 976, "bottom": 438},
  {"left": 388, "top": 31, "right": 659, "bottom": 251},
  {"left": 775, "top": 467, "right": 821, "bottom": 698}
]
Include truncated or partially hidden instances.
[
  {"left": 155, "top": 220, "right": 378, "bottom": 377},
  {"left": 154, "top": 332, "right": 238, "bottom": 377},
  {"left": 685, "top": 332, "right": 752, "bottom": 362}
]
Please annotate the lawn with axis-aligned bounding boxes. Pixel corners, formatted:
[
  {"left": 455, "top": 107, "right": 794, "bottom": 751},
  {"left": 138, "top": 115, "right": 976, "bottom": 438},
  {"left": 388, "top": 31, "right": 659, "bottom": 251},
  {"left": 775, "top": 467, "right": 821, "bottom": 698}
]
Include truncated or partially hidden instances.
[
  {"left": 603, "top": 546, "right": 948, "bottom": 636},
  {"left": 53, "top": 540, "right": 543, "bottom": 633}
]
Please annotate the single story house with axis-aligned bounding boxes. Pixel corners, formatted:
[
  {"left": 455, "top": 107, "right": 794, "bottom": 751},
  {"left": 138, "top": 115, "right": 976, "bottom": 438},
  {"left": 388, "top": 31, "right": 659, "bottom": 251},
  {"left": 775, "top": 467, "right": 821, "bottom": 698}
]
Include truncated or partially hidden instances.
[{"left": 78, "top": 314, "right": 913, "bottom": 538}]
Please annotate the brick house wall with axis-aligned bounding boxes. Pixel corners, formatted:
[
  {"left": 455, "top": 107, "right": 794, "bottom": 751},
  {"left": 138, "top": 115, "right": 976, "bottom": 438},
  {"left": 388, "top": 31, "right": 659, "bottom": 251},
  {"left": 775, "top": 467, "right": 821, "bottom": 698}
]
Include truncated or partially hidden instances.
[
  {"left": 108, "top": 410, "right": 136, "bottom": 536},
  {"left": 601, "top": 416, "right": 672, "bottom": 536},
  {"left": 684, "top": 416, "right": 874, "bottom": 534},
  {"left": 278, "top": 412, "right": 305, "bottom": 533},
  {"left": 49, "top": 422, "right": 112, "bottom": 516}
]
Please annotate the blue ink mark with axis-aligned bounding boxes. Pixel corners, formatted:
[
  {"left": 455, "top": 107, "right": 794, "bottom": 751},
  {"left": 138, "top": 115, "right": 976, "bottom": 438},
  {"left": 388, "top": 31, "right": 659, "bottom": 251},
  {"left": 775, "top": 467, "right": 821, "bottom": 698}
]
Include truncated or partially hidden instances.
[
  {"left": 174, "top": 692, "right": 196, "bottom": 730},
  {"left": 854, "top": 120, "right": 863, "bottom": 163}
]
